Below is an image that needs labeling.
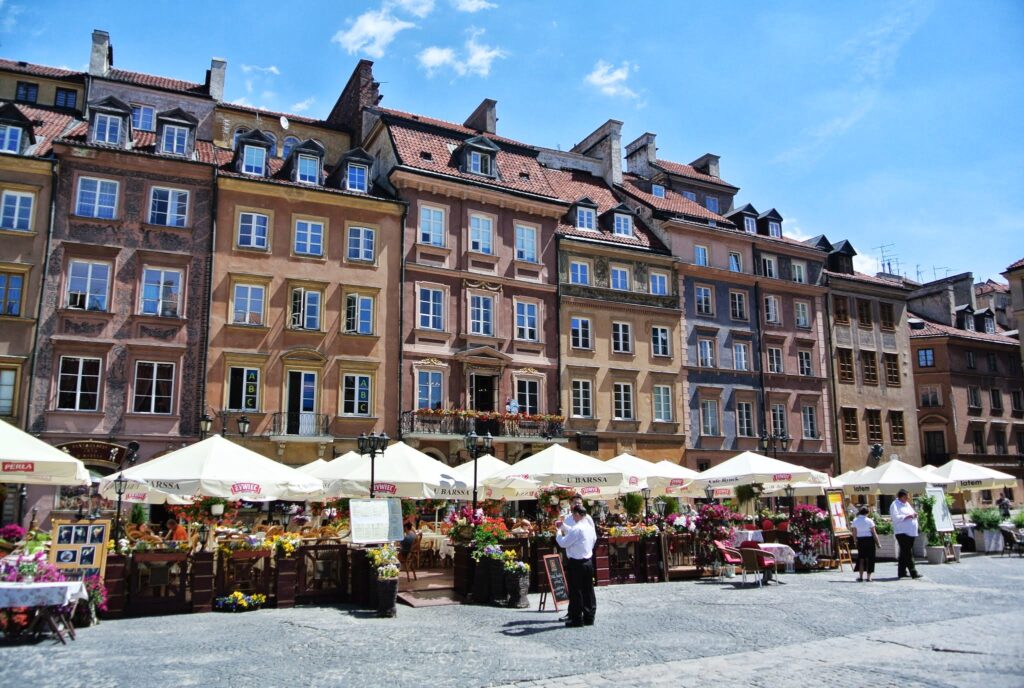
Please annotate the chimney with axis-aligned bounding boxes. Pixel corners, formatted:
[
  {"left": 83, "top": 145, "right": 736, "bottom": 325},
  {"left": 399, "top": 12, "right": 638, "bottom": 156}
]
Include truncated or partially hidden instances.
[
  {"left": 207, "top": 58, "right": 227, "bottom": 101},
  {"left": 690, "top": 153, "right": 720, "bottom": 179},
  {"left": 463, "top": 98, "right": 497, "bottom": 135},
  {"left": 89, "top": 29, "right": 112, "bottom": 76},
  {"left": 624, "top": 132, "right": 656, "bottom": 178},
  {"left": 327, "top": 59, "right": 382, "bottom": 145},
  {"left": 570, "top": 119, "right": 623, "bottom": 187}
]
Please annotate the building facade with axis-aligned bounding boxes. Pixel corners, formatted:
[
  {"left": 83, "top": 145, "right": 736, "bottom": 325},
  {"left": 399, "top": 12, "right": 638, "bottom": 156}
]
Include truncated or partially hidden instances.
[{"left": 1004, "top": 257, "right": 1024, "bottom": 371}]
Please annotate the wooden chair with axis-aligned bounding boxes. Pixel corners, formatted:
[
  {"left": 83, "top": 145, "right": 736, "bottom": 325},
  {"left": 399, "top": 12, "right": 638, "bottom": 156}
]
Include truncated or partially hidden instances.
[
  {"left": 400, "top": 532, "right": 423, "bottom": 581},
  {"left": 739, "top": 543, "right": 778, "bottom": 587}
]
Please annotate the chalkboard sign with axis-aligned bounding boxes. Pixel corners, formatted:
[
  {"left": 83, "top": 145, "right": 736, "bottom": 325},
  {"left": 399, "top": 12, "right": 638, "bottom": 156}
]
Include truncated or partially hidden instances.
[{"left": 542, "top": 554, "right": 569, "bottom": 611}]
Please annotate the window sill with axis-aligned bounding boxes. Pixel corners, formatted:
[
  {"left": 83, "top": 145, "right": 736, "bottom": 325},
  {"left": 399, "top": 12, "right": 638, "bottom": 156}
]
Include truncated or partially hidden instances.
[
  {"left": 57, "top": 307, "right": 113, "bottom": 319},
  {"left": 340, "top": 331, "right": 381, "bottom": 340},
  {"left": 0, "top": 228, "right": 37, "bottom": 238},
  {"left": 336, "top": 415, "right": 379, "bottom": 421},
  {"left": 233, "top": 245, "right": 271, "bottom": 254},
  {"left": 291, "top": 253, "right": 327, "bottom": 262},
  {"left": 287, "top": 328, "right": 326, "bottom": 335},
  {"left": 71, "top": 214, "right": 120, "bottom": 225},
  {"left": 0, "top": 315, "right": 33, "bottom": 324},
  {"left": 124, "top": 413, "right": 180, "bottom": 420},
  {"left": 343, "top": 259, "right": 378, "bottom": 269},
  {"left": 417, "top": 242, "right": 450, "bottom": 253},
  {"left": 132, "top": 314, "right": 187, "bottom": 326},
  {"left": 48, "top": 409, "right": 105, "bottom": 416},
  {"left": 141, "top": 222, "right": 191, "bottom": 233},
  {"left": 512, "top": 258, "right": 541, "bottom": 270},
  {"left": 226, "top": 322, "right": 270, "bottom": 332}
]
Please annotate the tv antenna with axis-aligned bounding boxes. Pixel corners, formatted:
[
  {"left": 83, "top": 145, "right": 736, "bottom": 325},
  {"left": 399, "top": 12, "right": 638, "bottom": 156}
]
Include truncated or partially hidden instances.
[{"left": 932, "top": 266, "right": 950, "bottom": 280}]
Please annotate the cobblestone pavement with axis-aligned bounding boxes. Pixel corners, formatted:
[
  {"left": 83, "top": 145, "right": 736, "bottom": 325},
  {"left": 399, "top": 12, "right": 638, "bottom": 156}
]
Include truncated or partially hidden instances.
[{"left": 2, "top": 555, "right": 1022, "bottom": 688}]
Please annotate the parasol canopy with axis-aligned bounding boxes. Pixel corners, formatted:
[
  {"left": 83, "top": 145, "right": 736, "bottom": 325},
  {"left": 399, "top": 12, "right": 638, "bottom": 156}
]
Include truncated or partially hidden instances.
[
  {"left": 926, "top": 459, "right": 1016, "bottom": 492},
  {"left": 692, "top": 451, "right": 825, "bottom": 490},
  {"left": 0, "top": 421, "right": 90, "bottom": 486},
  {"left": 320, "top": 441, "right": 459, "bottom": 499},
  {"left": 483, "top": 444, "right": 627, "bottom": 498},
  {"left": 449, "top": 454, "right": 538, "bottom": 501},
  {"left": 843, "top": 456, "right": 953, "bottom": 495}
]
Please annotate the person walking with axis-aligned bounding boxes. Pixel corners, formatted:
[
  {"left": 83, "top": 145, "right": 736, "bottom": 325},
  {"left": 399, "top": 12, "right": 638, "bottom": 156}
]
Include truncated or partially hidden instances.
[
  {"left": 889, "top": 490, "right": 921, "bottom": 579},
  {"left": 556, "top": 504, "right": 597, "bottom": 627},
  {"left": 850, "top": 507, "right": 881, "bottom": 582},
  {"left": 996, "top": 493, "right": 1011, "bottom": 520}
]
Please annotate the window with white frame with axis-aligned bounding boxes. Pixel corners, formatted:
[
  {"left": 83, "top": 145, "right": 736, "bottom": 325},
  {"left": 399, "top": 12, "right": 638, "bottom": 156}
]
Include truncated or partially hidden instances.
[
  {"left": 771, "top": 403, "right": 787, "bottom": 437},
  {"left": 649, "top": 271, "right": 668, "bottom": 295},
  {"left": 131, "top": 105, "right": 155, "bottom": 131},
  {"left": 730, "top": 291, "right": 747, "bottom": 320},
  {"left": 66, "top": 259, "right": 110, "bottom": 311},
  {"left": 695, "top": 285, "right": 713, "bottom": 315},
  {"left": 346, "top": 163, "right": 368, "bottom": 192},
  {"left": 290, "top": 288, "right": 322, "bottom": 330},
  {"left": 792, "top": 261, "right": 807, "bottom": 284},
  {"left": 417, "top": 370, "right": 443, "bottom": 410},
  {"left": 342, "top": 374, "right": 372, "bottom": 416},
  {"left": 698, "top": 338, "right": 716, "bottom": 367},
  {"left": 728, "top": 252, "right": 742, "bottom": 272},
  {"left": 345, "top": 293, "right": 374, "bottom": 334},
  {"left": 57, "top": 356, "right": 101, "bottom": 411},
  {"left": 228, "top": 367, "right": 260, "bottom": 411},
  {"left": 760, "top": 255, "right": 777, "bottom": 278},
  {"left": 515, "top": 224, "right": 537, "bottom": 262},
  {"left": 516, "top": 378, "right": 539, "bottom": 415},
  {"left": 419, "top": 206, "right": 445, "bottom": 246},
  {"left": 705, "top": 196, "right": 719, "bottom": 213},
  {"left": 652, "top": 184, "right": 665, "bottom": 198},
  {"left": 470, "top": 294, "right": 494, "bottom": 336},
  {"left": 694, "top": 245, "right": 708, "bottom": 266},
  {"left": 515, "top": 301, "right": 538, "bottom": 341},
  {"left": 132, "top": 361, "right": 174, "bottom": 414},
  {"left": 570, "top": 317, "right": 592, "bottom": 349},
  {"left": 571, "top": 379, "right": 592, "bottom": 418},
  {"left": 469, "top": 150, "right": 492, "bottom": 175},
  {"left": 298, "top": 155, "right": 320, "bottom": 184},
  {"left": 798, "top": 350, "right": 813, "bottom": 376},
  {"left": 737, "top": 401, "right": 754, "bottom": 436},
  {"left": 612, "top": 322, "right": 632, "bottom": 353},
  {"left": 569, "top": 261, "right": 590, "bottom": 285},
  {"left": 653, "top": 385, "right": 673, "bottom": 422},
  {"left": 148, "top": 187, "right": 188, "bottom": 227},
  {"left": 611, "top": 266, "right": 630, "bottom": 291},
  {"left": 140, "top": 267, "right": 182, "bottom": 317},
  {"left": 802, "top": 405, "right": 818, "bottom": 438},
  {"left": 794, "top": 300, "right": 810, "bottom": 328},
  {"left": 576, "top": 207, "right": 596, "bottom": 230},
  {"left": 764, "top": 295, "right": 781, "bottom": 324},
  {"left": 613, "top": 214, "right": 633, "bottom": 236},
  {"left": 0, "top": 190, "right": 32, "bottom": 231},
  {"left": 651, "top": 326, "right": 670, "bottom": 357},
  {"left": 469, "top": 214, "right": 493, "bottom": 254},
  {"left": 347, "top": 226, "right": 375, "bottom": 262},
  {"left": 767, "top": 347, "right": 783, "bottom": 373},
  {"left": 1, "top": 272, "right": 22, "bottom": 316},
  {"left": 294, "top": 220, "right": 324, "bottom": 256},
  {"left": 743, "top": 216, "right": 756, "bottom": 234},
  {"left": 237, "top": 212, "right": 268, "bottom": 249},
  {"left": 418, "top": 287, "right": 443, "bottom": 330},
  {"left": 734, "top": 342, "right": 750, "bottom": 371},
  {"left": 700, "top": 399, "right": 719, "bottom": 436},
  {"left": 613, "top": 382, "right": 634, "bottom": 420},
  {"left": 93, "top": 113, "right": 121, "bottom": 145},
  {"left": 161, "top": 124, "right": 188, "bottom": 155},
  {"left": 243, "top": 145, "right": 266, "bottom": 175},
  {"left": 75, "top": 177, "right": 118, "bottom": 219},
  {"left": 985, "top": 317, "right": 996, "bottom": 334},
  {"left": 0, "top": 125, "right": 22, "bottom": 154},
  {"left": 232, "top": 284, "right": 265, "bottom": 325},
  {"left": 768, "top": 221, "right": 781, "bottom": 238}
]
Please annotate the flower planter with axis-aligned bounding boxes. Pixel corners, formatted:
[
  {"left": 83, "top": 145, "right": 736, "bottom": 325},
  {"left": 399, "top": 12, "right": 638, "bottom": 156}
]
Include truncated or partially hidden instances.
[
  {"left": 952, "top": 544, "right": 962, "bottom": 563},
  {"left": 488, "top": 557, "right": 507, "bottom": 606},
  {"left": 210, "top": 503, "right": 225, "bottom": 516},
  {"left": 925, "top": 545, "right": 946, "bottom": 565},
  {"left": 375, "top": 578, "right": 398, "bottom": 618},
  {"left": 974, "top": 529, "right": 1004, "bottom": 554},
  {"left": 505, "top": 573, "right": 530, "bottom": 609},
  {"left": 470, "top": 557, "right": 492, "bottom": 605}
]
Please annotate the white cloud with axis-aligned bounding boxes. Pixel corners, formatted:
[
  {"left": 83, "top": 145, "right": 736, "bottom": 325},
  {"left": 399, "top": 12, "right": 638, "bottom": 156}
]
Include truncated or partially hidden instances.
[
  {"left": 391, "top": 0, "right": 434, "bottom": 17},
  {"left": 240, "top": 64, "right": 280, "bottom": 76},
  {"left": 418, "top": 46, "right": 458, "bottom": 75},
  {"left": 418, "top": 29, "right": 506, "bottom": 78},
  {"left": 463, "top": 29, "right": 505, "bottom": 77},
  {"left": 290, "top": 97, "right": 316, "bottom": 113},
  {"left": 453, "top": 0, "right": 496, "bottom": 12},
  {"left": 853, "top": 253, "right": 878, "bottom": 275},
  {"left": 2, "top": 3, "right": 22, "bottom": 32},
  {"left": 333, "top": 9, "right": 415, "bottom": 58},
  {"left": 781, "top": 218, "right": 816, "bottom": 242},
  {"left": 584, "top": 60, "right": 638, "bottom": 99}
]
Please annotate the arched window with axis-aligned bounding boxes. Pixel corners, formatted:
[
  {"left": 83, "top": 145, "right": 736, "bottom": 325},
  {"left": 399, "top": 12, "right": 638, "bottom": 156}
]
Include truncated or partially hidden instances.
[
  {"left": 283, "top": 136, "right": 300, "bottom": 159},
  {"left": 232, "top": 127, "right": 250, "bottom": 149}
]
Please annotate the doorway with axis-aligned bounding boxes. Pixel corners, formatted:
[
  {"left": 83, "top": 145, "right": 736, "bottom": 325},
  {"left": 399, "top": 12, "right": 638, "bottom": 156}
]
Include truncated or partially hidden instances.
[
  {"left": 470, "top": 373, "right": 496, "bottom": 412},
  {"left": 923, "top": 430, "right": 946, "bottom": 463},
  {"left": 286, "top": 370, "right": 317, "bottom": 435}
]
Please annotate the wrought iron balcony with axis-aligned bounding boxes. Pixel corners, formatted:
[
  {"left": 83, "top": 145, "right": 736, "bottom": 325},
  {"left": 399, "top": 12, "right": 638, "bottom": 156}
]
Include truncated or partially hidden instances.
[
  {"left": 269, "top": 412, "right": 332, "bottom": 439},
  {"left": 400, "top": 410, "right": 564, "bottom": 441}
]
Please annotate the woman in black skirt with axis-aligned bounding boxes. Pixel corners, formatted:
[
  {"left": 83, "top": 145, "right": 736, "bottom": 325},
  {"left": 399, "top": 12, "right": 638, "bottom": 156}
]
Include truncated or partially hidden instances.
[{"left": 850, "top": 507, "right": 881, "bottom": 582}]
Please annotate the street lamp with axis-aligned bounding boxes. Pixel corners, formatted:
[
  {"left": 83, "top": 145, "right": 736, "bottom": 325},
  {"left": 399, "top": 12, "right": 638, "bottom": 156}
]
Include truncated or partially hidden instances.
[
  {"left": 113, "top": 441, "right": 140, "bottom": 542},
  {"left": 704, "top": 485, "right": 716, "bottom": 504},
  {"left": 654, "top": 498, "right": 667, "bottom": 518},
  {"left": 641, "top": 487, "right": 652, "bottom": 520},
  {"left": 199, "top": 413, "right": 213, "bottom": 440},
  {"left": 759, "top": 430, "right": 791, "bottom": 458},
  {"left": 783, "top": 484, "right": 796, "bottom": 518},
  {"left": 237, "top": 415, "right": 251, "bottom": 438},
  {"left": 464, "top": 431, "right": 493, "bottom": 512},
  {"left": 358, "top": 432, "right": 389, "bottom": 499}
]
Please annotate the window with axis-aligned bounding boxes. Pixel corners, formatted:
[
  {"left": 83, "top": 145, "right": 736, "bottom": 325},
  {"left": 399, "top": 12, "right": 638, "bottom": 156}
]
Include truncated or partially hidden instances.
[
  {"left": 232, "top": 128, "right": 250, "bottom": 148},
  {"left": 700, "top": 399, "right": 719, "bottom": 436},
  {"left": 613, "top": 382, "right": 634, "bottom": 420},
  {"left": 469, "top": 294, "right": 494, "bottom": 336},
  {"left": 140, "top": 267, "right": 182, "bottom": 317},
  {"left": 917, "top": 348, "right": 934, "bottom": 368},
  {"left": 612, "top": 322, "right": 633, "bottom": 353},
  {"left": 837, "top": 349, "right": 854, "bottom": 383},
  {"left": 570, "top": 317, "right": 592, "bottom": 349},
  {"left": 791, "top": 261, "right": 806, "bottom": 284},
  {"left": 1012, "top": 390, "right": 1023, "bottom": 412},
  {"left": 880, "top": 303, "right": 896, "bottom": 330},
  {"left": 264, "top": 133, "right": 277, "bottom": 157},
  {"left": 984, "top": 317, "right": 996, "bottom": 334},
  {"left": 734, "top": 342, "right": 750, "bottom": 371},
  {"left": 297, "top": 155, "right": 320, "bottom": 184},
  {"left": 768, "top": 221, "right": 781, "bottom": 238},
  {"left": 419, "top": 206, "right": 445, "bottom": 246},
  {"left": 652, "top": 184, "right": 665, "bottom": 198},
  {"left": 883, "top": 353, "right": 900, "bottom": 386},
  {"left": 729, "top": 291, "right": 747, "bottom": 320},
  {"left": 694, "top": 245, "right": 708, "bottom": 266},
  {"left": 963, "top": 315, "right": 975, "bottom": 332},
  {"left": 798, "top": 350, "right": 813, "bottom": 376},
  {"left": 833, "top": 296, "right": 850, "bottom": 323},
  {"left": 66, "top": 260, "right": 109, "bottom": 311},
  {"left": 469, "top": 150, "right": 491, "bottom": 175},
  {"left": 987, "top": 353, "right": 998, "bottom": 372},
  {"left": 972, "top": 429, "right": 985, "bottom": 454},
  {"left": 771, "top": 403, "right": 787, "bottom": 437},
  {"left": 344, "top": 293, "right": 374, "bottom": 334},
  {"left": 991, "top": 389, "right": 1003, "bottom": 411},
  {"left": 743, "top": 216, "right": 756, "bottom": 234},
  {"left": 569, "top": 261, "right": 590, "bottom": 285},
  {"left": 651, "top": 326, "right": 670, "bottom": 357},
  {"left": 515, "top": 301, "right": 538, "bottom": 341},
  {"left": 243, "top": 145, "right": 266, "bottom": 175},
  {"left": 282, "top": 136, "right": 300, "bottom": 159},
  {"left": 728, "top": 252, "right": 742, "bottom": 272},
  {"left": 967, "top": 386, "right": 981, "bottom": 408},
  {"left": 418, "top": 288, "right": 443, "bottom": 330},
  {"left": 865, "top": 409, "right": 882, "bottom": 443},
  {"left": 767, "top": 347, "right": 783, "bottom": 374},
  {"left": 764, "top": 295, "right": 780, "bottom": 324},
  {"left": 347, "top": 226, "right": 375, "bottom": 262},
  {"left": 802, "top": 405, "right": 818, "bottom": 438},
  {"left": 794, "top": 301, "right": 810, "bottom": 328},
  {"left": 966, "top": 351, "right": 976, "bottom": 369},
  {"left": 698, "top": 338, "right": 716, "bottom": 368},
  {"left": 75, "top": 177, "right": 118, "bottom": 219},
  {"left": 695, "top": 286, "right": 714, "bottom": 316},
  {"left": 161, "top": 124, "right": 188, "bottom": 155},
  {"left": 132, "top": 361, "right": 174, "bottom": 414},
  {"left": 469, "top": 214, "right": 493, "bottom": 254},
  {"left": 613, "top": 214, "right": 633, "bottom": 236},
  {"left": 0, "top": 368, "right": 15, "bottom": 415},
  {"left": 0, "top": 125, "right": 21, "bottom": 154},
  {"left": 682, "top": 191, "right": 697, "bottom": 201},
  {"left": 342, "top": 374, "right": 372, "bottom": 416},
  {"left": 861, "top": 351, "right": 878, "bottom": 385},
  {"left": 919, "top": 385, "right": 940, "bottom": 407},
  {"left": 760, "top": 256, "right": 776, "bottom": 278},
  {"left": 842, "top": 408, "right": 859, "bottom": 442},
  {"left": 237, "top": 212, "right": 268, "bottom": 249},
  {"left": 346, "top": 163, "right": 367, "bottom": 191},
  {"left": 15, "top": 81, "right": 38, "bottom": 104},
  {"left": 571, "top": 380, "right": 593, "bottom": 418},
  {"left": 228, "top": 367, "right": 260, "bottom": 411},
  {"left": 93, "top": 113, "right": 121, "bottom": 145},
  {"left": 131, "top": 105, "right": 155, "bottom": 131},
  {"left": 57, "top": 356, "right": 101, "bottom": 411},
  {"left": 515, "top": 225, "right": 537, "bottom": 262},
  {"left": 148, "top": 187, "right": 188, "bottom": 227},
  {"left": 653, "top": 385, "right": 673, "bottom": 422},
  {"left": 232, "top": 284, "right": 265, "bottom": 325},
  {"left": 611, "top": 266, "right": 630, "bottom": 291},
  {"left": 995, "top": 430, "right": 1007, "bottom": 455},
  {"left": 889, "top": 411, "right": 906, "bottom": 445},
  {"left": 856, "top": 300, "right": 873, "bottom": 328},
  {"left": 290, "top": 288, "right": 322, "bottom": 330},
  {"left": 705, "top": 196, "right": 719, "bottom": 213},
  {"left": 417, "top": 370, "right": 443, "bottom": 410},
  {"left": 516, "top": 378, "right": 540, "bottom": 416},
  {"left": 0, "top": 191, "right": 32, "bottom": 231},
  {"left": 576, "top": 207, "right": 595, "bottom": 230},
  {"left": 649, "top": 272, "right": 668, "bottom": 296},
  {"left": 737, "top": 401, "right": 754, "bottom": 436},
  {"left": 0, "top": 272, "right": 22, "bottom": 316},
  {"left": 294, "top": 220, "right": 324, "bottom": 256}
]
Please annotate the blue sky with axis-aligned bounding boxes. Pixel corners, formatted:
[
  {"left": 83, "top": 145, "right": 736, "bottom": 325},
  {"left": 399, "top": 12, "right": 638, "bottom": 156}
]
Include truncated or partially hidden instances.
[{"left": 3, "top": 0, "right": 1022, "bottom": 281}]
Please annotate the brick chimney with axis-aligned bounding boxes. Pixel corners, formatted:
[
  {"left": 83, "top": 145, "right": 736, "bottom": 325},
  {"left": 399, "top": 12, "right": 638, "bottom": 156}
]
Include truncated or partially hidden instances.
[
  {"left": 463, "top": 98, "right": 497, "bottom": 135},
  {"left": 327, "top": 59, "right": 382, "bottom": 145},
  {"left": 89, "top": 29, "right": 112, "bottom": 76},
  {"left": 207, "top": 58, "right": 227, "bottom": 101},
  {"left": 624, "top": 132, "right": 656, "bottom": 178},
  {"left": 690, "top": 153, "right": 720, "bottom": 179},
  {"left": 569, "top": 119, "right": 623, "bottom": 186}
]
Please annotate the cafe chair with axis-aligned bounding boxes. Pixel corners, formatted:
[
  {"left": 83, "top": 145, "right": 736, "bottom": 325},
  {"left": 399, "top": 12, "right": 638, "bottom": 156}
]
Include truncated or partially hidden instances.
[
  {"left": 739, "top": 542, "right": 778, "bottom": 588},
  {"left": 713, "top": 540, "right": 743, "bottom": 580},
  {"left": 399, "top": 532, "right": 423, "bottom": 581},
  {"left": 1000, "top": 528, "right": 1024, "bottom": 557}
]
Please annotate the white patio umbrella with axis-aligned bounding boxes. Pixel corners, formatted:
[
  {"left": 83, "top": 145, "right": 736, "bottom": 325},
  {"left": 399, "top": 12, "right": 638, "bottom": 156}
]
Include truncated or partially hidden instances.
[
  {"left": 297, "top": 459, "right": 328, "bottom": 474},
  {"left": 321, "top": 441, "right": 459, "bottom": 499},
  {"left": 448, "top": 454, "right": 539, "bottom": 501},
  {"left": 835, "top": 466, "right": 872, "bottom": 484},
  {"left": 0, "top": 421, "right": 90, "bottom": 485},
  {"left": 650, "top": 460, "right": 701, "bottom": 496},
  {"left": 692, "top": 451, "right": 824, "bottom": 490},
  {"left": 98, "top": 435, "right": 323, "bottom": 501},
  {"left": 108, "top": 478, "right": 192, "bottom": 505},
  {"left": 763, "top": 477, "right": 842, "bottom": 498},
  {"left": 928, "top": 459, "right": 1016, "bottom": 492},
  {"left": 484, "top": 444, "right": 628, "bottom": 498},
  {"left": 606, "top": 453, "right": 654, "bottom": 494},
  {"left": 843, "top": 456, "right": 953, "bottom": 495}
]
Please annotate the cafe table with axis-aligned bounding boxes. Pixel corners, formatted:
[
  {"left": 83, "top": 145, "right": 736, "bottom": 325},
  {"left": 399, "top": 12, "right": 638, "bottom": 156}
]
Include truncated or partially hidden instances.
[
  {"left": 759, "top": 543, "right": 797, "bottom": 573},
  {"left": 731, "top": 530, "right": 764, "bottom": 546},
  {"left": 0, "top": 581, "right": 88, "bottom": 644}
]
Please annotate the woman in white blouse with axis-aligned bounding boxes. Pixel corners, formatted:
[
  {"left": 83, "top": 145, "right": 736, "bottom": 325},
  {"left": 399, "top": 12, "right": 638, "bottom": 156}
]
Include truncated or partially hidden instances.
[{"left": 850, "top": 507, "right": 882, "bottom": 582}]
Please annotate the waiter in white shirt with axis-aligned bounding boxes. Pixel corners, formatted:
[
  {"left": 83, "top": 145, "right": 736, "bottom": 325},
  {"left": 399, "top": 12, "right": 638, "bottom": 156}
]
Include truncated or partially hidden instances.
[
  {"left": 889, "top": 489, "right": 921, "bottom": 579},
  {"left": 556, "top": 504, "right": 597, "bottom": 627},
  {"left": 556, "top": 496, "right": 592, "bottom": 620}
]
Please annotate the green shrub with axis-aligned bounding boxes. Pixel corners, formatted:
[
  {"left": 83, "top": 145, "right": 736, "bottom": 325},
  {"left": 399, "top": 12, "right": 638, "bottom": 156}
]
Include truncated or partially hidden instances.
[
  {"left": 968, "top": 507, "right": 1003, "bottom": 530},
  {"left": 620, "top": 492, "right": 644, "bottom": 519},
  {"left": 915, "top": 495, "right": 942, "bottom": 546},
  {"left": 658, "top": 496, "right": 680, "bottom": 516},
  {"left": 873, "top": 516, "right": 893, "bottom": 535},
  {"left": 1012, "top": 511, "right": 1024, "bottom": 529},
  {"left": 129, "top": 503, "right": 147, "bottom": 526}
]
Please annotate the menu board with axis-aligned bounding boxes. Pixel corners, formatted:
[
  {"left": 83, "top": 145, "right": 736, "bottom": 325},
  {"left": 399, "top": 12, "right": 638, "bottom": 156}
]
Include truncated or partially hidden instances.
[
  {"left": 350, "top": 498, "right": 403, "bottom": 544},
  {"left": 542, "top": 554, "right": 569, "bottom": 610},
  {"left": 826, "top": 489, "right": 850, "bottom": 536},
  {"left": 49, "top": 519, "right": 111, "bottom": 580},
  {"left": 926, "top": 486, "right": 954, "bottom": 533}
]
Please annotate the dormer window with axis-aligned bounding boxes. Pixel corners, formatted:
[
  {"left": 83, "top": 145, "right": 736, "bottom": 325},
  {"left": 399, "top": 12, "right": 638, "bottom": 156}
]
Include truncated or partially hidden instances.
[
  {"left": 743, "top": 216, "right": 756, "bottom": 234},
  {"left": 132, "top": 105, "right": 155, "bottom": 132},
  {"left": 652, "top": 184, "right": 665, "bottom": 198},
  {"left": 705, "top": 196, "right": 719, "bottom": 213},
  {"left": 682, "top": 191, "right": 697, "bottom": 202},
  {"left": 768, "top": 221, "right": 781, "bottom": 238},
  {"left": 985, "top": 317, "right": 995, "bottom": 334},
  {"left": 613, "top": 214, "right": 633, "bottom": 237},
  {"left": 0, "top": 125, "right": 21, "bottom": 154},
  {"left": 297, "top": 155, "right": 320, "bottom": 184},
  {"left": 243, "top": 145, "right": 266, "bottom": 176},
  {"left": 963, "top": 315, "right": 975, "bottom": 331},
  {"left": 469, "top": 150, "right": 492, "bottom": 176},
  {"left": 576, "top": 207, "right": 596, "bottom": 230},
  {"left": 161, "top": 125, "right": 188, "bottom": 155},
  {"left": 346, "top": 163, "right": 368, "bottom": 192},
  {"left": 94, "top": 113, "right": 122, "bottom": 145}
]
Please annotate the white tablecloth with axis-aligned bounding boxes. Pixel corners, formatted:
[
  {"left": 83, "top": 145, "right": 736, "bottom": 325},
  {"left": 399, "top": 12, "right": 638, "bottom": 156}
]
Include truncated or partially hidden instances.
[
  {"left": 759, "top": 543, "right": 797, "bottom": 571},
  {"left": 420, "top": 533, "right": 454, "bottom": 560},
  {"left": 0, "top": 581, "right": 88, "bottom": 609},
  {"left": 732, "top": 530, "right": 764, "bottom": 546}
]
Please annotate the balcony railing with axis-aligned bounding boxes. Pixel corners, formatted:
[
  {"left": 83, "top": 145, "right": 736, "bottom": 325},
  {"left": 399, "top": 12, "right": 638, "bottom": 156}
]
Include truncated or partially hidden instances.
[
  {"left": 270, "top": 412, "right": 332, "bottom": 438},
  {"left": 400, "top": 410, "right": 564, "bottom": 440}
]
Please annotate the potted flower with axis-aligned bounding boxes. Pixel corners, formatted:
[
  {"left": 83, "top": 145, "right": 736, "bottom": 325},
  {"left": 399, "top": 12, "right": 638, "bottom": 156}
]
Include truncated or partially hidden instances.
[
  {"left": 367, "top": 544, "right": 400, "bottom": 618},
  {"left": 969, "top": 507, "right": 1004, "bottom": 553},
  {"left": 502, "top": 551, "right": 530, "bottom": 609},
  {"left": 208, "top": 497, "right": 227, "bottom": 516},
  {"left": 213, "top": 591, "right": 268, "bottom": 612}
]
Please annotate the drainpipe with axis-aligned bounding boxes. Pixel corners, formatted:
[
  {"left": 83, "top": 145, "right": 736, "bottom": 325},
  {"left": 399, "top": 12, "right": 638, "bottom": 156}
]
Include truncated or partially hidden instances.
[
  {"left": 824, "top": 283, "right": 842, "bottom": 476},
  {"left": 198, "top": 168, "right": 217, "bottom": 441},
  {"left": 396, "top": 202, "right": 408, "bottom": 442},
  {"left": 753, "top": 279, "right": 767, "bottom": 437}
]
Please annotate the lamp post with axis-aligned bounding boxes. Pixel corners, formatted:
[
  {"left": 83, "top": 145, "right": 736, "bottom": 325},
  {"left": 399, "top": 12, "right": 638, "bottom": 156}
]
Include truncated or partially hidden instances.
[
  {"left": 113, "top": 441, "right": 140, "bottom": 542},
  {"left": 654, "top": 498, "right": 667, "bottom": 518},
  {"left": 759, "top": 430, "right": 791, "bottom": 459},
  {"left": 464, "top": 431, "right": 493, "bottom": 512},
  {"left": 237, "top": 415, "right": 251, "bottom": 438},
  {"left": 783, "top": 484, "right": 796, "bottom": 519},
  {"left": 199, "top": 413, "right": 213, "bottom": 440},
  {"left": 358, "top": 432, "right": 389, "bottom": 499},
  {"left": 704, "top": 485, "right": 716, "bottom": 504},
  {"left": 641, "top": 487, "right": 652, "bottom": 521}
]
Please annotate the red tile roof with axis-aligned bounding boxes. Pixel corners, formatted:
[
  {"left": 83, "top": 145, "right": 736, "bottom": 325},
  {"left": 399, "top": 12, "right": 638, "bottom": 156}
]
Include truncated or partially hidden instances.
[
  {"left": 653, "top": 158, "right": 737, "bottom": 190},
  {"left": 974, "top": 280, "right": 1009, "bottom": 296},
  {"left": 619, "top": 173, "right": 731, "bottom": 225},
  {"left": 1006, "top": 257, "right": 1024, "bottom": 271},
  {"left": 0, "top": 58, "right": 83, "bottom": 81},
  {"left": 908, "top": 313, "right": 1019, "bottom": 345},
  {"left": 378, "top": 107, "right": 531, "bottom": 149},
  {"left": 102, "top": 68, "right": 209, "bottom": 96},
  {"left": 57, "top": 124, "right": 225, "bottom": 165},
  {"left": 824, "top": 269, "right": 914, "bottom": 290},
  {"left": 4, "top": 102, "right": 79, "bottom": 157}
]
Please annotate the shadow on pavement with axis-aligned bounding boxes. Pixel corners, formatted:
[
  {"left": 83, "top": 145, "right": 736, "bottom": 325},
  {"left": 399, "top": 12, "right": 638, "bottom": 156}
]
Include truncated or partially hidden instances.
[{"left": 499, "top": 619, "right": 565, "bottom": 637}]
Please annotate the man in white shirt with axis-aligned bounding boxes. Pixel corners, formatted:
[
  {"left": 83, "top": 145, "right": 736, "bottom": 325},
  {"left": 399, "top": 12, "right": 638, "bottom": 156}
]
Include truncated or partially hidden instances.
[
  {"left": 889, "top": 489, "right": 921, "bottom": 579},
  {"left": 556, "top": 504, "right": 597, "bottom": 627}
]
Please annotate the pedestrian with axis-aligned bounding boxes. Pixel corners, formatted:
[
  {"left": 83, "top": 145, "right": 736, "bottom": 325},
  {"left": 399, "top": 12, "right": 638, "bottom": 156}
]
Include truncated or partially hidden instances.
[
  {"left": 850, "top": 507, "right": 881, "bottom": 582},
  {"left": 557, "top": 495, "right": 592, "bottom": 621},
  {"left": 165, "top": 518, "right": 187, "bottom": 541},
  {"left": 555, "top": 503, "right": 597, "bottom": 627},
  {"left": 996, "top": 493, "right": 1011, "bottom": 520},
  {"left": 889, "top": 489, "right": 921, "bottom": 580}
]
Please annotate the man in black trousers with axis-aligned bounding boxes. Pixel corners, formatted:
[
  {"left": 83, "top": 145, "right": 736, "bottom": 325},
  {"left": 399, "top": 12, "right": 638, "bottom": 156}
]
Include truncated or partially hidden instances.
[
  {"left": 556, "top": 504, "right": 597, "bottom": 626},
  {"left": 889, "top": 489, "right": 921, "bottom": 579}
]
